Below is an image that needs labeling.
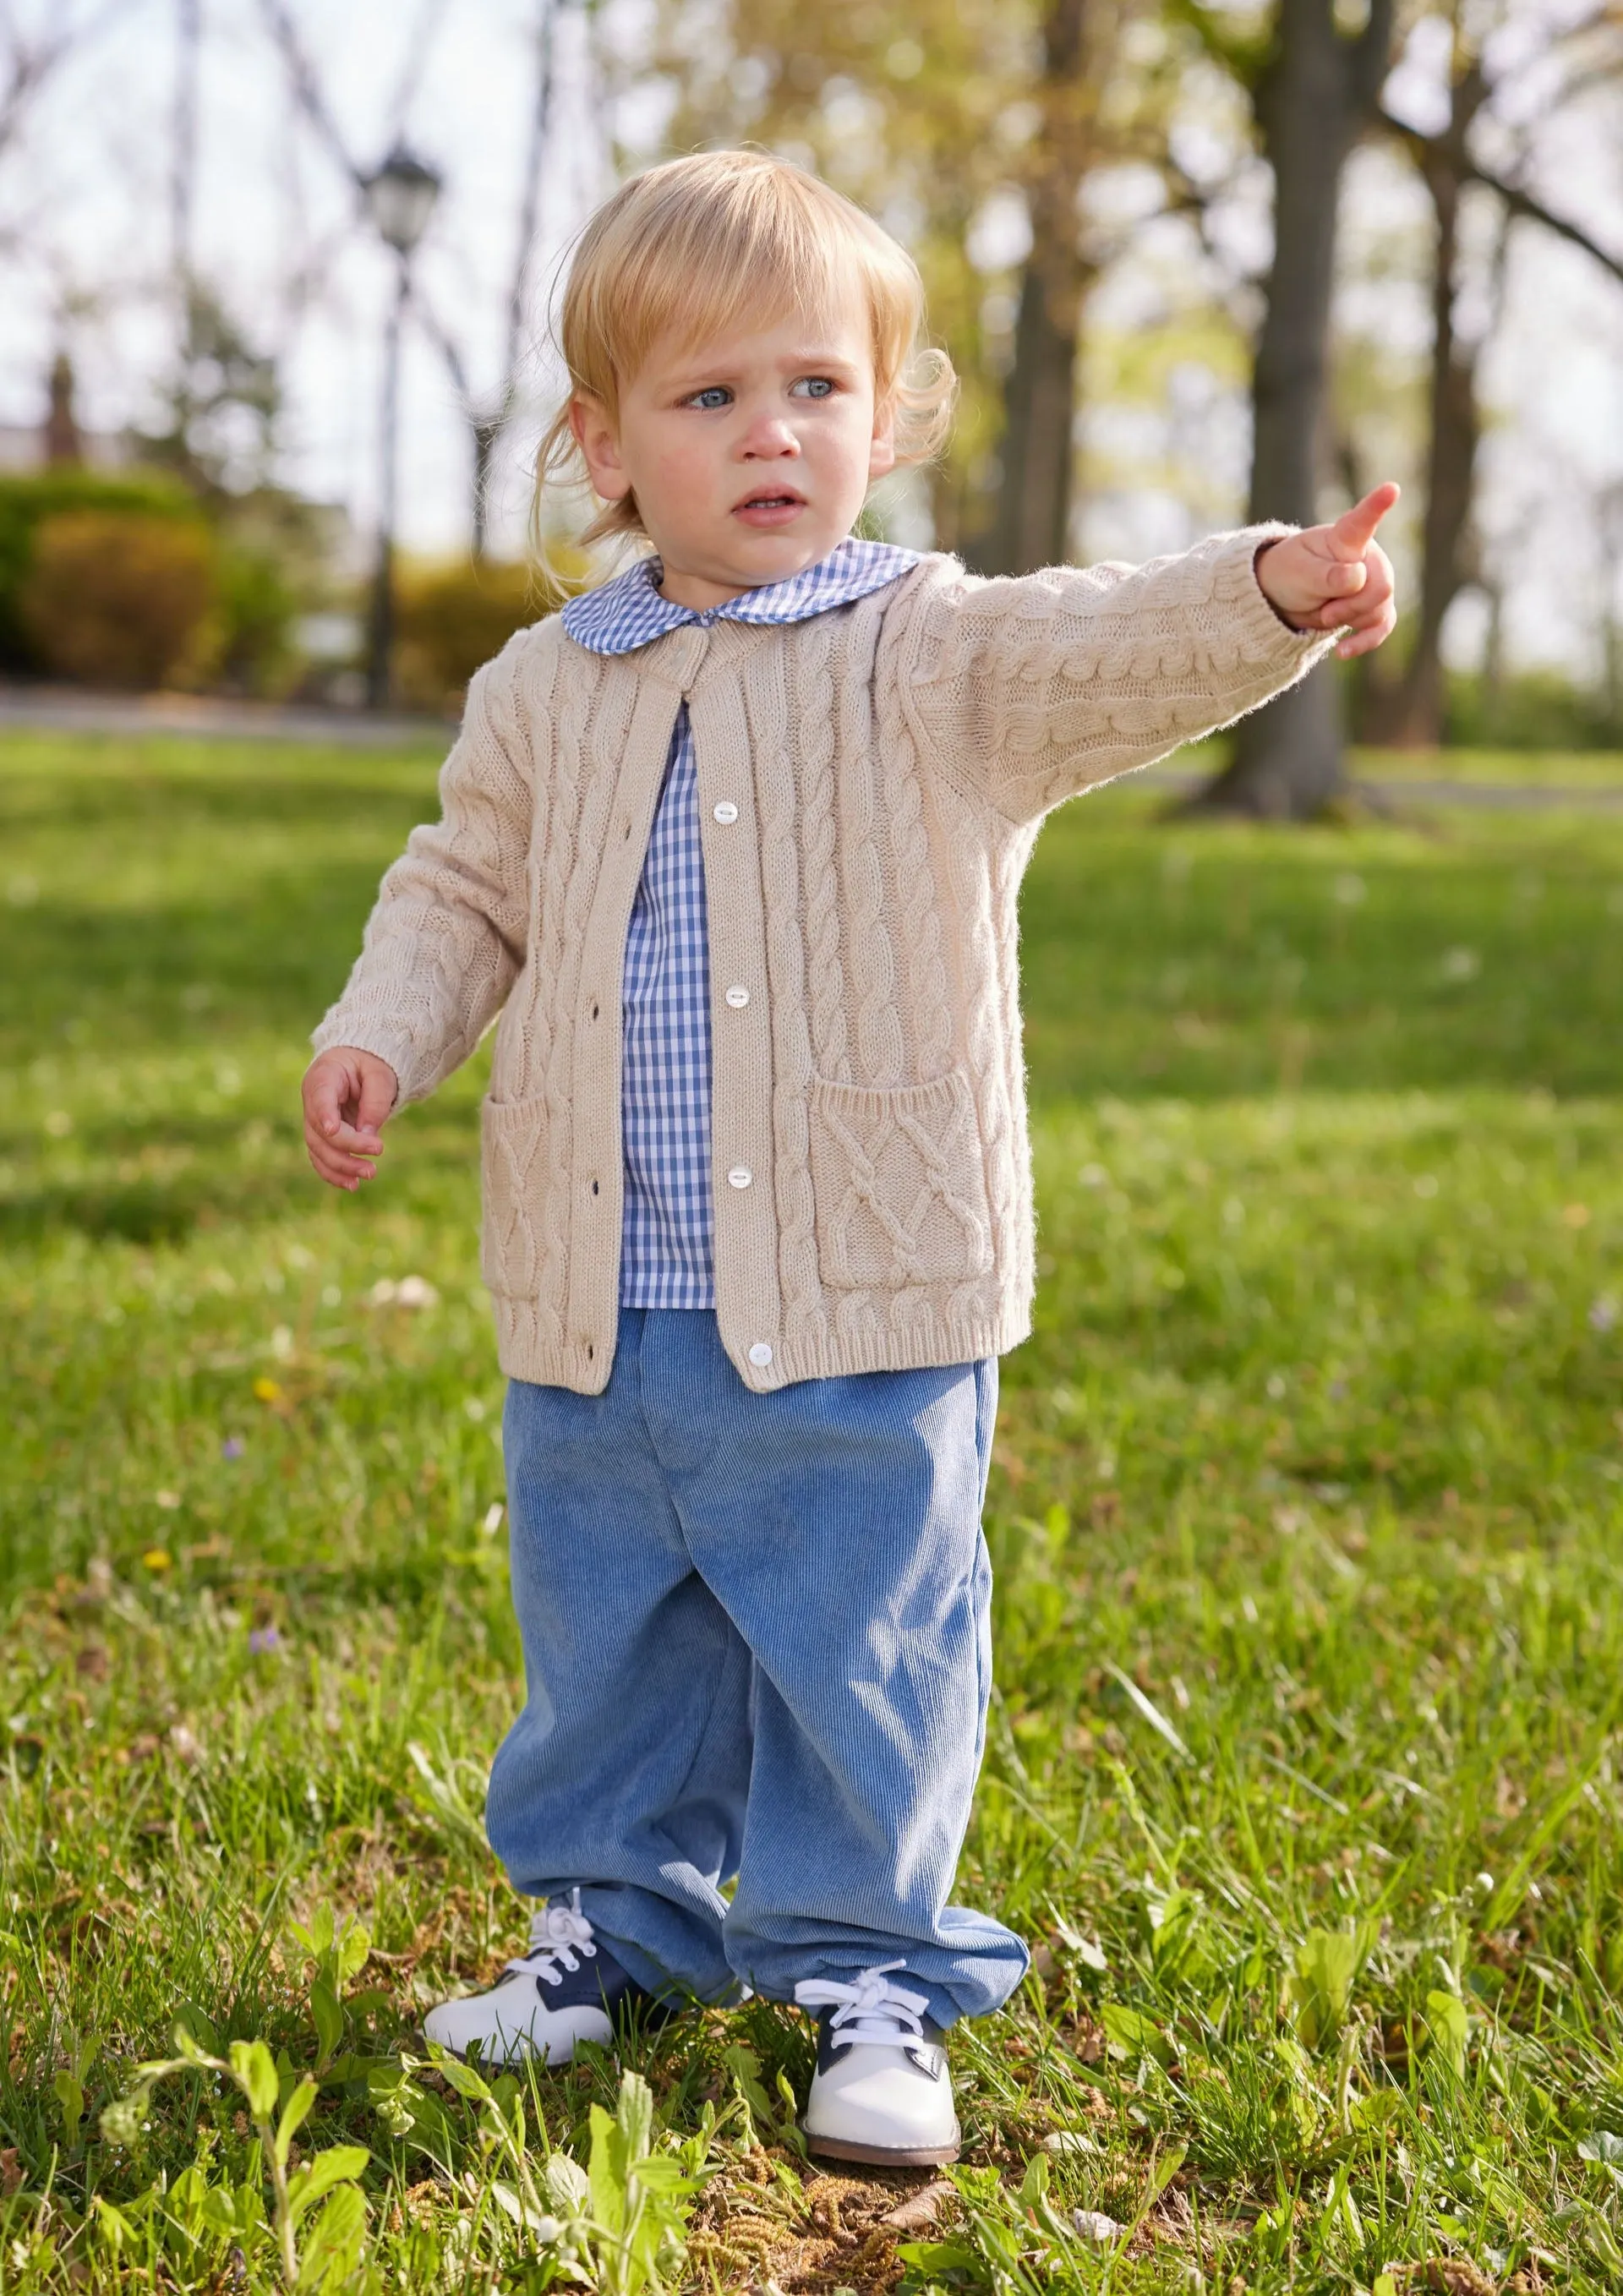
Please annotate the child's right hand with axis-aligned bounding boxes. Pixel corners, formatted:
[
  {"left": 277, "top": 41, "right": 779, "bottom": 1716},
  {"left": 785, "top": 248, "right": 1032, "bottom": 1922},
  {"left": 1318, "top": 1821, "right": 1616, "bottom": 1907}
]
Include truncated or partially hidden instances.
[{"left": 302, "top": 1047, "right": 399, "bottom": 1191}]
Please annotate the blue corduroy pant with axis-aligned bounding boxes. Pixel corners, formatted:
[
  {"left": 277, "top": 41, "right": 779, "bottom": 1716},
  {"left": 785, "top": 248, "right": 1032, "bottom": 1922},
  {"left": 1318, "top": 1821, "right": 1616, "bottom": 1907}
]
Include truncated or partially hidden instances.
[{"left": 484, "top": 1306, "right": 1030, "bottom": 2026}]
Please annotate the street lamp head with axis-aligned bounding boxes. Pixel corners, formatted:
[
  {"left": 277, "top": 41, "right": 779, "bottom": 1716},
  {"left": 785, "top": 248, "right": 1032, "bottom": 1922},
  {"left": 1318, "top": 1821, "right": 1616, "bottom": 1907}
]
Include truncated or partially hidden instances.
[{"left": 363, "top": 143, "right": 442, "bottom": 257}]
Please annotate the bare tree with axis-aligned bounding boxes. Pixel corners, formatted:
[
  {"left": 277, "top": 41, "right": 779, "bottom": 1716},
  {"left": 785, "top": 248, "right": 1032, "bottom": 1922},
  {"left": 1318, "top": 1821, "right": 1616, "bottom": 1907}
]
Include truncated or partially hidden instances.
[
  {"left": 1182, "top": 0, "right": 1396, "bottom": 817},
  {"left": 257, "top": 0, "right": 557, "bottom": 559},
  {"left": 0, "top": 0, "right": 134, "bottom": 159},
  {"left": 171, "top": 0, "right": 200, "bottom": 284},
  {"left": 976, "top": 0, "right": 1096, "bottom": 575},
  {"left": 1367, "top": 9, "right": 1623, "bottom": 745},
  {"left": 428, "top": 0, "right": 558, "bottom": 559}
]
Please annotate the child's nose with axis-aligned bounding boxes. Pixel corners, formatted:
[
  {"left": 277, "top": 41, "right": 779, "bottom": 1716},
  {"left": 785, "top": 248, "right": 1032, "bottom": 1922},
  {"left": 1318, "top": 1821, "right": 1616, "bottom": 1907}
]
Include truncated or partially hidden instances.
[{"left": 740, "top": 415, "right": 801, "bottom": 458}]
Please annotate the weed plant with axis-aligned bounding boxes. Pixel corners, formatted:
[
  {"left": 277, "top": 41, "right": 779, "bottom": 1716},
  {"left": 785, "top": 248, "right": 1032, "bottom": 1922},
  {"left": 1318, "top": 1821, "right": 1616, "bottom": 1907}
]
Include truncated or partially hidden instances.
[{"left": 2, "top": 732, "right": 1622, "bottom": 2292}]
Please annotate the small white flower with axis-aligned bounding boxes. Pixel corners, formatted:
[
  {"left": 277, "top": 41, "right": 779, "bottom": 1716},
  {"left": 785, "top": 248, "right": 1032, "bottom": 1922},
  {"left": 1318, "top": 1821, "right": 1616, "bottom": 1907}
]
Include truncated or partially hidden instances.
[
  {"left": 1590, "top": 1296, "right": 1619, "bottom": 1334},
  {"left": 1440, "top": 946, "right": 1479, "bottom": 982},
  {"left": 1073, "top": 2210, "right": 1123, "bottom": 2243},
  {"left": 395, "top": 1275, "right": 439, "bottom": 1309}
]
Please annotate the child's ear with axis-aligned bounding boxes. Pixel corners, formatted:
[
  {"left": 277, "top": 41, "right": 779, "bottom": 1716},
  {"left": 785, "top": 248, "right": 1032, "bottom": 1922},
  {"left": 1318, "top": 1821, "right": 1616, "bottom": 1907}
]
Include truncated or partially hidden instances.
[
  {"left": 571, "top": 395, "right": 632, "bottom": 502},
  {"left": 868, "top": 395, "right": 898, "bottom": 484}
]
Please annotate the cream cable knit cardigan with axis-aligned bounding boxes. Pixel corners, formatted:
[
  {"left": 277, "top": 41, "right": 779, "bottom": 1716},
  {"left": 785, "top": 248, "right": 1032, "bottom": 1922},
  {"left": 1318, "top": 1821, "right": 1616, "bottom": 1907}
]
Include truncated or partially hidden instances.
[{"left": 314, "top": 532, "right": 1327, "bottom": 1393}]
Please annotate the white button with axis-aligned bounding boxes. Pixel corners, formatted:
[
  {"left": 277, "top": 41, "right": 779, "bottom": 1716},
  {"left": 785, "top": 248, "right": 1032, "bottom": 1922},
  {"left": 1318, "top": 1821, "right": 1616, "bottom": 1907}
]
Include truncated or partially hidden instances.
[
  {"left": 713, "top": 801, "right": 739, "bottom": 824},
  {"left": 727, "top": 1165, "right": 752, "bottom": 1189},
  {"left": 724, "top": 985, "right": 749, "bottom": 1009},
  {"left": 748, "top": 1342, "right": 773, "bottom": 1368}
]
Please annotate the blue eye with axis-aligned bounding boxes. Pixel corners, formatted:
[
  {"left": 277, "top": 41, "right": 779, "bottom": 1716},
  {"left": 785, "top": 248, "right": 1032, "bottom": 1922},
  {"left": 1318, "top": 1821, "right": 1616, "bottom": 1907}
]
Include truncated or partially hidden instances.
[
  {"left": 687, "top": 385, "right": 732, "bottom": 412},
  {"left": 792, "top": 376, "right": 835, "bottom": 399}
]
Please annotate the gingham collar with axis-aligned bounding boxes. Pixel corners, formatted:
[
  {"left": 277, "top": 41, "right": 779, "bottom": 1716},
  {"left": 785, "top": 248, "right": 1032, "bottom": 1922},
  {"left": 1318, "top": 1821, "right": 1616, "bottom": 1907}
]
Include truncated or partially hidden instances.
[{"left": 561, "top": 536, "right": 921, "bottom": 657}]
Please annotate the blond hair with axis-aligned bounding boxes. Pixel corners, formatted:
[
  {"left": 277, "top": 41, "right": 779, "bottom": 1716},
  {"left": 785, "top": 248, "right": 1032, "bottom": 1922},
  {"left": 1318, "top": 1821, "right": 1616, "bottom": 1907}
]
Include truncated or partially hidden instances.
[{"left": 534, "top": 149, "right": 956, "bottom": 552}]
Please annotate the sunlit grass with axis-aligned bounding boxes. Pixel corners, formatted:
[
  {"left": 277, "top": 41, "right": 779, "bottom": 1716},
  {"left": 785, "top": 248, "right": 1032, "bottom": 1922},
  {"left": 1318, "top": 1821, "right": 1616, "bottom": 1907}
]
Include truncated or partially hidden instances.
[{"left": 3, "top": 730, "right": 1623, "bottom": 2291}]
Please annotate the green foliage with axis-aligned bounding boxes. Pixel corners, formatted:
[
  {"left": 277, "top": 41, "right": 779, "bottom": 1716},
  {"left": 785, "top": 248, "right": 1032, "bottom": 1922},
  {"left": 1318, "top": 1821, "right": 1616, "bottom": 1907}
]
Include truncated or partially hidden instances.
[
  {"left": 97, "top": 2016, "right": 372, "bottom": 2292},
  {"left": 289, "top": 1905, "right": 373, "bottom": 2072},
  {"left": 215, "top": 538, "right": 302, "bottom": 697},
  {"left": 1286, "top": 1920, "right": 1377, "bottom": 2049},
  {"left": 21, "top": 511, "right": 218, "bottom": 690},
  {"left": 421, "top": 2050, "right": 706, "bottom": 2290},
  {"left": 395, "top": 555, "right": 581, "bottom": 713},
  {"left": 0, "top": 468, "right": 202, "bottom": 671},
  {"left": 1445, "top": 665, "right": 1623, "bottom": 752}
]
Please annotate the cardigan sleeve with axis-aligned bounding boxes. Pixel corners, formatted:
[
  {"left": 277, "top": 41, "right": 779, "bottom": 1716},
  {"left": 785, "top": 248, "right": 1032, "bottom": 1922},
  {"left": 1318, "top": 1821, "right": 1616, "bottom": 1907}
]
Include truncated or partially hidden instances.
[
  {"left": 310, "top": 633, "right": 537, "bottom": 1104},
  {"left": 897, "top": 527, "right": 1333, "bottom": 826}
]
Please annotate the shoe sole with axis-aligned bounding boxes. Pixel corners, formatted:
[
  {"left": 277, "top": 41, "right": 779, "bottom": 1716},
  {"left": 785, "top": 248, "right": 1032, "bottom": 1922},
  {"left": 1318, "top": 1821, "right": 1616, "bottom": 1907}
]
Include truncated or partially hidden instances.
[{"left": 802, "top": 2127, "right": 962, "bottom": 2168}]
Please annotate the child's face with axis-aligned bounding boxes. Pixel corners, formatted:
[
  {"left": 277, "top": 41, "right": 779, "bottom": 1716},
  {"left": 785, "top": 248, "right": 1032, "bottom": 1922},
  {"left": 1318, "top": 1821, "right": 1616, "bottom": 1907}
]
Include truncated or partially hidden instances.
[{"left": 571, "top": 301, "right": 897, "bottom": 610}]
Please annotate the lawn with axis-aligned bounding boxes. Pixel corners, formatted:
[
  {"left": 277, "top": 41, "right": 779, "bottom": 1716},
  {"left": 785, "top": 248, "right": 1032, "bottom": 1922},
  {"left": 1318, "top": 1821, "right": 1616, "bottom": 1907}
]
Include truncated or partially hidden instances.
[{"left": 3, "top": 727, "right": 1622, "bottom": 2294}]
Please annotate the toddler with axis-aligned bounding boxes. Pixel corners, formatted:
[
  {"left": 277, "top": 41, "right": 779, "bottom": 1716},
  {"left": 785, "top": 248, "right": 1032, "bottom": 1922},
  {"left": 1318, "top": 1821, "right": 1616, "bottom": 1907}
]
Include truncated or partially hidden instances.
[{"left": 303, "top": 150, "right": 1396, "bottom": 2166}]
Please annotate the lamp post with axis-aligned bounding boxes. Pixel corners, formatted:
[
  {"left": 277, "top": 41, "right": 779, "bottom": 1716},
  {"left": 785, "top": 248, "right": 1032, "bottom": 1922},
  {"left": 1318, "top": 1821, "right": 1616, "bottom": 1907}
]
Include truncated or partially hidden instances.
[{"left": 362, "top": 144, "right": 441, "bottom": 708}]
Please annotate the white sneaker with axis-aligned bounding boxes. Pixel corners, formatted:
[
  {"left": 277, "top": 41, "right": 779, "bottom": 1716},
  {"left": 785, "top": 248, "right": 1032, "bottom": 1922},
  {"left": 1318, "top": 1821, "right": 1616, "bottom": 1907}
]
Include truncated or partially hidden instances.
[
  {"left": 424, "top": 1891, "right": 669, "bottom": 2067},
  {"left": 794, "top": 1961, "right": 960, "bottom": 2166}
]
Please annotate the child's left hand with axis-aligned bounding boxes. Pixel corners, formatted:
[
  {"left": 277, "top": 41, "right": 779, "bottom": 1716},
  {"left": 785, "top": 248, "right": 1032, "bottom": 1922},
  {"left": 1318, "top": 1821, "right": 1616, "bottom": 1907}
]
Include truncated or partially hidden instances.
[{"left": 1254, "top": 482, "right": 1400, "bottom": 659}]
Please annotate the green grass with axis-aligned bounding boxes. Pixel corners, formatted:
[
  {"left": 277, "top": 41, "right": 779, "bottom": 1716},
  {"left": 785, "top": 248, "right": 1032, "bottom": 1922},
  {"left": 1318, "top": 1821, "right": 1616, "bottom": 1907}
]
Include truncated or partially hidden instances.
[
  {"left": 3, "top": 728, "right": 1623, "bottom": 2293},
  {"left": 1351, "top": 746, "right": 1623, "bottom": 790}
]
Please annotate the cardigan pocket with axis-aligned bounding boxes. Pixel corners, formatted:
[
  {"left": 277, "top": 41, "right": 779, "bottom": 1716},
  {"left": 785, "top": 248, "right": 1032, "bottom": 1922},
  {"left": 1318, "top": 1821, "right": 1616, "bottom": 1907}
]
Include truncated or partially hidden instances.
[
  {"left": 480, "top": 1094, "right": 549, "bottom": 1297},
  {"left": 810, "top": 1069, "right": 993, "bottom": 1291}
]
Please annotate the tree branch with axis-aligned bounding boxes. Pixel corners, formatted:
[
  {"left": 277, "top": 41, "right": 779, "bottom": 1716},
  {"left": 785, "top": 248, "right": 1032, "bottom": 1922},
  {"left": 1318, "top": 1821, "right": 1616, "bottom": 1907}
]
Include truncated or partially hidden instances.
[
  {"left": 254, "top": 0, "right": 364, "bottom": 188},
  {"left": 1473, "top": 161, "right": 1623, "bottom": 286},
  {"left": 0, "top": 0, "right": 135, "bottom": 156},
  {"left": 1379, "top": 105, "right": 1623, "bottom": 287}
]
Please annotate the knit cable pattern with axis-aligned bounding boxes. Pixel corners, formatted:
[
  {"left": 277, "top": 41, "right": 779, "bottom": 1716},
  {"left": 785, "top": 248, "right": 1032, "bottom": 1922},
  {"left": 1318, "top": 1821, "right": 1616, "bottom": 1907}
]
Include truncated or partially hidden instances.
[{"left": 314, "top": 534, "right": 1328, "bottom": 1393}]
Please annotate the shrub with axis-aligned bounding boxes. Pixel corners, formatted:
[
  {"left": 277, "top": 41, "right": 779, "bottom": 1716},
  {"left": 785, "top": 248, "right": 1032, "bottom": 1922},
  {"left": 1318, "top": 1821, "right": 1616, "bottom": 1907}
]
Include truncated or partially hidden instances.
[
  {"left": 0, "top": 467, "right": 203, "bottom": 672},
  {"left": 394, "top": 555, "right": 582, "bottom": 712},
  {"left": 21, "top": 511, "right": 217, "bottom": 690},
  {"left": 1445, "top": 666, "right": 1623, "bottom": 752},
  {"left": 215, "top": 540, "right": 300, "bottom": 697}
]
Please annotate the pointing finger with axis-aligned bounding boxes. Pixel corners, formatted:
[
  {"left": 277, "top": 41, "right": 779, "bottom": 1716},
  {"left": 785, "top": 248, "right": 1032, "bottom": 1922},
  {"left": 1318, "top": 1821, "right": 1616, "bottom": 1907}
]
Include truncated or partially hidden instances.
[{"left": 1330, "top": 480, "right": 1400, "bottom": 560}]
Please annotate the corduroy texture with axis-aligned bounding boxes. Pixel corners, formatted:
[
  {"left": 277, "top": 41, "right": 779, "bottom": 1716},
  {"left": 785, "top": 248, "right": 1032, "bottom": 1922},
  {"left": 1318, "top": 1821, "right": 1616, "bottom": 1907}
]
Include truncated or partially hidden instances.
[
  {"left": 313, "top": 533, "right": 1330, "bottom": 1393},
  {"left": 487, "top": 1308, "right": 1021, "bottom": 2025}
]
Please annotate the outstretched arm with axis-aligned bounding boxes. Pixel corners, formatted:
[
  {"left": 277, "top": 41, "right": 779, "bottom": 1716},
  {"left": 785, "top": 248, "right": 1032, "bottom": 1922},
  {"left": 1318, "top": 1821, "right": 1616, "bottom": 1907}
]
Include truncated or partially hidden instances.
[{"left": 899, "top": 527, "right": 1331, "bottom": 824}]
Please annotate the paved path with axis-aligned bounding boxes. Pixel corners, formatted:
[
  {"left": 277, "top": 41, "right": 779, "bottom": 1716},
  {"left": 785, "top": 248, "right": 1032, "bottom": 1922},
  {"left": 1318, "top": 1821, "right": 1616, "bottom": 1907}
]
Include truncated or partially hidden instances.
[
  {"left": 1140, "top": 767, "right": 1623, "bottom": 810},
  {"left": 0, "top": 684, "right": 445, "bottom": 748},
  {"left": 3, "top": 684, "right": 1620, "bottom": 805}
]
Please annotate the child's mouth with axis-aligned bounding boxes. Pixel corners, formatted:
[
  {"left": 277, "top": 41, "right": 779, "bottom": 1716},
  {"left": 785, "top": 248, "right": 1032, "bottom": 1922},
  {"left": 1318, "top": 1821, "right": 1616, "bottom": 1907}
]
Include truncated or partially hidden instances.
[{"left": 734, "top": 491, "right": 806, "bottom": 528}]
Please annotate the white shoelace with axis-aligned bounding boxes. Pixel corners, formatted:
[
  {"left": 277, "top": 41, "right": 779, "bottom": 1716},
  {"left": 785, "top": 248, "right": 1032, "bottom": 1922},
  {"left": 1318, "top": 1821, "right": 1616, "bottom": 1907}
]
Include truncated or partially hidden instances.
[
  {"left": 504, "top": 1888, "right": 598, "bottom": 1989},
  {"left": 793, "top": 1960, "right": 932, "bottom": 2050}
]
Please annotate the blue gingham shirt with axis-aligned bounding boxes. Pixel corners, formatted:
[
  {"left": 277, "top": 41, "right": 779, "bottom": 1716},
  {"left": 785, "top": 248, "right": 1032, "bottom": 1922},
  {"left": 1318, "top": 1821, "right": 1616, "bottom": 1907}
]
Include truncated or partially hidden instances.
[{"left": 562, "top": 538, "right": 920, "bottom": 1307}]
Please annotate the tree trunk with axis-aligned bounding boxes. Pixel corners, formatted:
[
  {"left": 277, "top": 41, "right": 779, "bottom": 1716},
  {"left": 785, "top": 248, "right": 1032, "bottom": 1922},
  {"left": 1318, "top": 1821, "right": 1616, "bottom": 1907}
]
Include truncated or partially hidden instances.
[
  {"left": 975, "top": 0, "right": 1092, "bottom": 576},
  {"left": 1195, "top": 0, "right": 1393, "bottom": 817},
  {"left": 1364, "top": 68, "right": 1491, "bottom": 747}
]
